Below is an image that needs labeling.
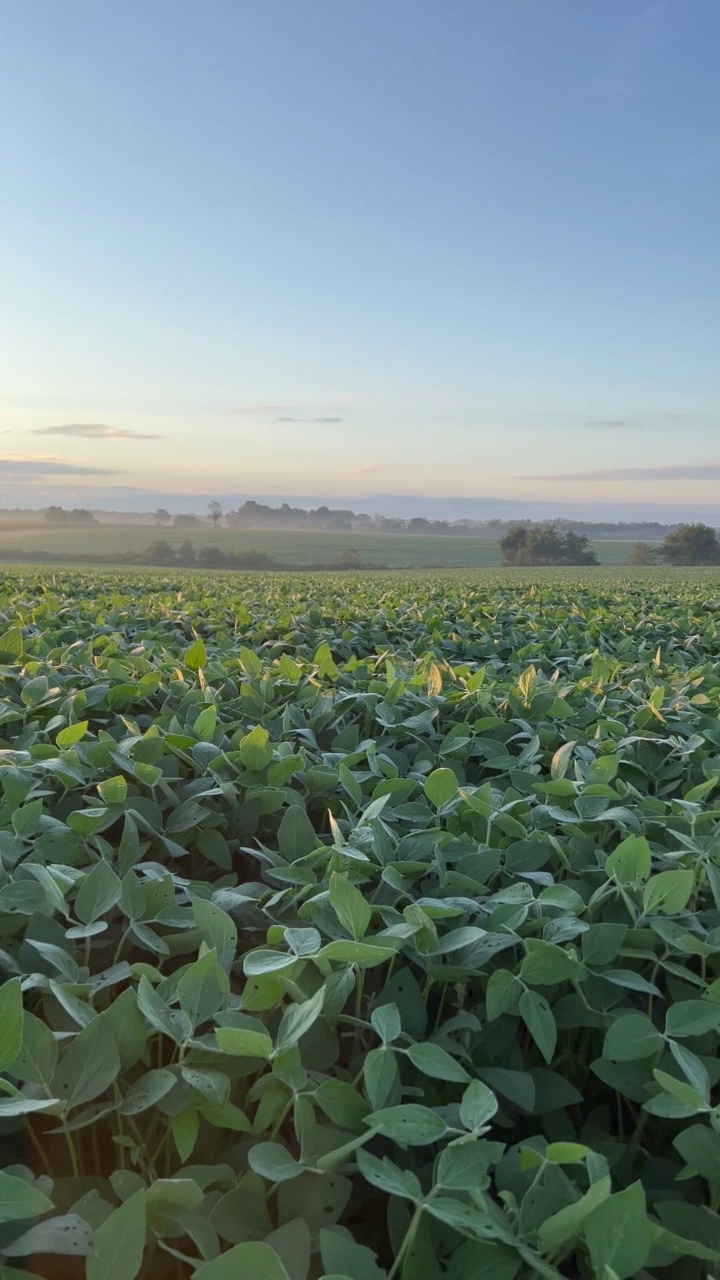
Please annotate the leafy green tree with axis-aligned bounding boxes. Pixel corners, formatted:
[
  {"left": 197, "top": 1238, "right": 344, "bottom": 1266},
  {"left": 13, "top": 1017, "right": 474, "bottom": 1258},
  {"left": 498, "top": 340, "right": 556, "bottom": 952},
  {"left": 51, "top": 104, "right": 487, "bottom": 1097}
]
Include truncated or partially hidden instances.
[
  {"left": 500, "top": 522, "right": 598, "bottom": 566},
  {"left": 628, "top": 541, "right": 656, "bottom": 565},
  {"left": 659, "top": 522, "right": 720, "bottom": 565}
]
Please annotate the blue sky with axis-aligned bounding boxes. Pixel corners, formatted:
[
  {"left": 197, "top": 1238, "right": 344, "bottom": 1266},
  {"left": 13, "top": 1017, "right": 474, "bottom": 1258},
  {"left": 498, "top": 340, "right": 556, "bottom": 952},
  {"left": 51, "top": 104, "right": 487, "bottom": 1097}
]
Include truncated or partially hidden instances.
[{"left": 2, "top": 0, "right": 719, "bottom": 516}]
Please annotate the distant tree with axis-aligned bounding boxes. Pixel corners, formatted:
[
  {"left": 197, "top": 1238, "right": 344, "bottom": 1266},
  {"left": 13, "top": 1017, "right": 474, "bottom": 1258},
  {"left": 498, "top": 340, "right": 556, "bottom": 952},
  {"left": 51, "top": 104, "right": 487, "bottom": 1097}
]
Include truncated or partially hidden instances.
[
  {"left": 500, "top": 522, "right": 598, "bottom": 567},
  {"left": 336, "top": 548, "right": 363, "bottom": 569},
  {"left": 659, "top": 523, "right": 720, "bottom": 566},
  {"left": 142, "top": 539, "right": 174, "bottom": 565},
  {"left": 208, "top": 501, "right": 223, "bottom": 528},
  {"left": 154, "top": 508, "right": 171, "bottom": 525},
  {"left": 173, "top": 514, "right": 200, "bottom": 528},
  {"left": 176, "top": 539, "right": 197, "bottom": 565},
  {"left": 46, "top": 506, "right": 95, "bottom": 525},
  {"left": 197, "top": 545, "right": 225, "bottom": 567},
  {"left": 226, "top": 549, "right": 278, "bottom": 568},
  {"left": 628, "top": 541, "right": 656, "bottom": 566}
]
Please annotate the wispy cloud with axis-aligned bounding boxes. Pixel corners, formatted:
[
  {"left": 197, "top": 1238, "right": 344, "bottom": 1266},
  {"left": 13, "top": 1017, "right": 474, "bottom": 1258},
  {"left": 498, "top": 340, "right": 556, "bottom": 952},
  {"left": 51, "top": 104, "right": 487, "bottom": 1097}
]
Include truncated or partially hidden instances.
[
  {"left": 32, "top": 423, "right": 162, "bottom": 440},
  {"left": 232, "top": 404, "right": 295, "bottom": 416},
  {"left": 232, "top": 396, "right": 357, "bottom": 417},
  {"left": 349, "top": 463, "right": 406, "bottom": 476},
  {"left": 274, "top": 415, "right": 344, "bottom": 424},
  {"left": 0, "top": 455, "right": 115, "bottom": 477},
  {"left": 522, "top": 460, "right": 720, "bottom": 483},
  {"left": 585, "top": 419, "right": 640, "bottom": 429}
]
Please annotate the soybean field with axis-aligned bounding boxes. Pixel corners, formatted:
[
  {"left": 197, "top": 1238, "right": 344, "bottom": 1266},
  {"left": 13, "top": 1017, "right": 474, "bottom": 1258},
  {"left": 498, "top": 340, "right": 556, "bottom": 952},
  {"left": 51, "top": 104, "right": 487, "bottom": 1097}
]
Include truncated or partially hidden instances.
[{"left": 1, "top": 568, "right": 720, "bottom": 1279}]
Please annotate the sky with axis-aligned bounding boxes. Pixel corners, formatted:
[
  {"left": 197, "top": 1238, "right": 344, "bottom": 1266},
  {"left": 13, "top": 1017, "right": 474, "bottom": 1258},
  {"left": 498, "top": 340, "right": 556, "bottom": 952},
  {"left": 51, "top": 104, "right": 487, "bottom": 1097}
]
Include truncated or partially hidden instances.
[{"left": 2, "top": 0, "right": 720, "bottom": 518}]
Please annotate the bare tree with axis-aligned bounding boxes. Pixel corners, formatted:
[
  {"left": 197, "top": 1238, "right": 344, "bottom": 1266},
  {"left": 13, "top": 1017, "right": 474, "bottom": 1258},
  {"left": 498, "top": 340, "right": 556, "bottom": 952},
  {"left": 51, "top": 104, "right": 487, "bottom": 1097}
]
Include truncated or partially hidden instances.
[{"left": 208, "top": 501, "right": 223, "bottom": 529}]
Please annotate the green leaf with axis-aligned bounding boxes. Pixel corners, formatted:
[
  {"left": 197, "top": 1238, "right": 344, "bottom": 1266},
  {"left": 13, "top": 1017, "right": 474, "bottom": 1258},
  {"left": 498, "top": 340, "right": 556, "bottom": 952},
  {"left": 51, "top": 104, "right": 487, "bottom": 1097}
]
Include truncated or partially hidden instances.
[
  {"left": 445, "top": 1240, "right": 521, "bottom": 1280},
  {"left": 605, "top": 835, "right": 651, "bottom": 885},
  {"left": 665, "top": 1000, "right": 720, "bottom": 1039},
  {"left": 145, "top": 1177, "right": 203, "bottom": 1225},
  {"left": 518, "top": 990, "right": 556, "bottom": 1064},
  {"left": 318, "top": 940, "right": 397, "bottom": 968},
  {"left": 365, "top": 1104, "right": 447, "bottom": 1145},
  {"left": 75, "top": 859, "right": 122, "bottom": 924},
  {"left": 673, "top": 1123, "right": 720, "bottom": 1181},
  {"left": 320, "top": 1228, "right": 386, "bottom": 1280},
  {"left": 520, "top": 941, "right": 578, "bottom": 986},
  {"left": 651, "top": 1069, "right": 707, "bottom": 1112},
  {"left": 185, "top": 638, "right": 207, "bottom": 670},
  {"left": 177, "top": 949, "right": 228, "bottom": 1029},
  {"left": 363, "top": 1047, "right": 401, "bottom": 1110},
  {"left": 52, "top": 1016, "right": 121, "bottom": 1109},
  {"left": 370, "top": 1003, "right": 401, "bottom": 1044},
  {"left": 238, "top": 725, "right": 274, "bottom": 772},
  {"left": 194, "top": 704, "right": 218, "bottom": 742},
  {"left": 0, "top": 1171, "right": 54, "bottom": 1222},
  {"left": 585, "top": 1182, "right": 650, "bottom": 1280},
  {"left": 193, "top": 897, "right": 237, "bottom": 964},
  {"left": 120, "top": 1069, "right": 177, "bottom": 1115},
  {"left": 0, "top": 626, "right": 23, "bottom": 661},
  {"left": 545, "top": 1142, "right": 591, "bottom": 1163},
  {"left": 56, "top": 720, "right": 89, "bottom": 747},
  {"left": 170, "top": 1108, "right": 199, "bottom": 1161},
  {"left": 0, "top": 978, "right": 23, "bottom": 1072},
  {"left": 643, "top": 869, "right": 694, "bottom": 915},
  {"left": 424, "top": 768, "right": 459, "bottom": 808},
  {"left": 435, "top": 1141, "right": 496, "bottom": 1190},
  {"left": 485, "top": 970, "right": 521, "bottom": 1020},
  {"left": 97, "top": 774, "right": 128, "bottom": 805},
  {"left": 405, "top": 1041, "right": 470, "bottom": 1083},
  {"left": 355, "top": 1149, "right": 421, "bottom": 1201},
  {"left": 459, "top": 1080, "right": 498, "bottom": 1131},
  {"left": 603, "top": 1014, "right": 663, "bottom": 1062},
  {"left": 86, "top": 1190, "right": 146, "bottom": 1280},
  {"left": 193, "top": 1242, "right": 290, "bottom": 1280},
  {"left": 278, "top": 806, "right": 318, "bottom": 860},
  {"left": 423, "top": 1197, "right": 507, "bottom": 1242},
  {"left": 248, "top": 1142, "right": 304, "bottom": 1183},
  {"left": 216, "top": 1026, "right": 273, "bottom": 1059},
  {"left": 2, "top": 1214, "right": 94, "bottom": 1258},
  {"left": 329, "top": 873, "right": 372, "bottom": 940},
  {"left": 538, "top": 1176, "right": 611, "bottom": 1250},
  {"left": 136, "top": 975, "right": 186, "bottom": 1044},
  {"left": 11, "top": 1011, "right": 58, "bottom": 1086},
  {"left": 550, "top": 741, "right": 576, "bottom": 780},
  {"left": 275, "top": 985, "right": 326, "bottom": 1053},
  {"left": 243, "top": 950, "right": 299, "bottom": 976}
]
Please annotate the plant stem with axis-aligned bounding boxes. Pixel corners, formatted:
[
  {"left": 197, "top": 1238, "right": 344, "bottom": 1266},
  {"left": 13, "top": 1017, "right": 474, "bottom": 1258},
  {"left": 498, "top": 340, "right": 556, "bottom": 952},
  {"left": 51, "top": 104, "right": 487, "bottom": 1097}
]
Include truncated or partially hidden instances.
[
  {"left": 27, "top": 1122, "right": 54, "bottom": 1178},
  {"left": 387, "top": 1205, "right": 422, "bottom": 1280},
  {"left": 64, "top": 1130, "right": 80, "bottom": 1178}
]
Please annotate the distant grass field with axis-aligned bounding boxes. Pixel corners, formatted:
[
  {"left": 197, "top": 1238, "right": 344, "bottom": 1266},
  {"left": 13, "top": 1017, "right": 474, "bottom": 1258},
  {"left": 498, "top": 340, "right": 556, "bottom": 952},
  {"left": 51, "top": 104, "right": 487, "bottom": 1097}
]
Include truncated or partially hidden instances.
[{"left": 0, "top": 522, "right": 660, "bottom": 568}]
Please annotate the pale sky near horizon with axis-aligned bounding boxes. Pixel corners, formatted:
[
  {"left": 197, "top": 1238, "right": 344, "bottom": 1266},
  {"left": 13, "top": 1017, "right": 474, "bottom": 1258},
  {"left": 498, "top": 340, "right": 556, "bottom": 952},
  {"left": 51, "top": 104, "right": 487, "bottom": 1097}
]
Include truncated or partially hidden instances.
[{"left": 2, "top": 0, "right": 719, "bottom": 515}]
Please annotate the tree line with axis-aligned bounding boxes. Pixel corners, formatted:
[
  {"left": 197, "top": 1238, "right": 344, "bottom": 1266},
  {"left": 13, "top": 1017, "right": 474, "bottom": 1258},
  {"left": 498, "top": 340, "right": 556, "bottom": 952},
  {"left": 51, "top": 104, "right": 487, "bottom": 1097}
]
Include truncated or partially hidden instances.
[{"left": 500, "top": 522, "right": 720, "bottom": 567}]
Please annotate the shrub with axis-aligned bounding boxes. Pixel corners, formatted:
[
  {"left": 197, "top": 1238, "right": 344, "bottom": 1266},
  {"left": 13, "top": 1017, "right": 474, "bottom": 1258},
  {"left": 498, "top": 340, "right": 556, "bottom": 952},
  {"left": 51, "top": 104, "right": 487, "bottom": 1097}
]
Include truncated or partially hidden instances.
[
  {"left": 658, "top": 522, "right": 720, "bottom": 565},
  {"left": 500, "top": 522, "right": 599, "bottom": 566}
]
